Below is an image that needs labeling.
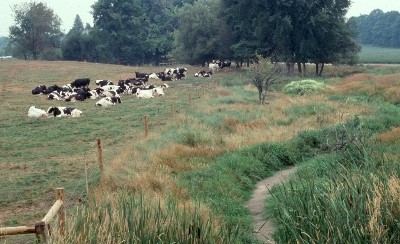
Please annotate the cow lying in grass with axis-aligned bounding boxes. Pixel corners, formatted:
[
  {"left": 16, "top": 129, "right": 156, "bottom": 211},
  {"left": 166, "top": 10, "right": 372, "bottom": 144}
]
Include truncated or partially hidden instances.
[
  {"left": 47, "top": 106, "right": 83, "bottom": 117},
  {"left": 28, "top": 106, "right": 48, "bottom": 118},
  {"left": 95, "top": 97, "right": 121, "bottom": 107}
]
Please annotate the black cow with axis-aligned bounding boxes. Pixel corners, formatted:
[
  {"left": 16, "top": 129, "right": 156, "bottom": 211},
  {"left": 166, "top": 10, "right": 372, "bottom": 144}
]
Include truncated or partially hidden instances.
[
  {"left": 135, "top": 72, "right": 149, "bottom": 81},
  {"left": 32, "top": 85, "right": 47, "bottom": 95},
  {"left": 71, "top": 78, "right": 90, "bottom": 88}
]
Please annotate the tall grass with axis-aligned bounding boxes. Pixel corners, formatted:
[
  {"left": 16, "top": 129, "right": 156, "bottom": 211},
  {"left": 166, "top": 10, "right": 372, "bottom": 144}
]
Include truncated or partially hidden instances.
[{"left": 51, "top": 193, "right": 240, "bottom": 243}]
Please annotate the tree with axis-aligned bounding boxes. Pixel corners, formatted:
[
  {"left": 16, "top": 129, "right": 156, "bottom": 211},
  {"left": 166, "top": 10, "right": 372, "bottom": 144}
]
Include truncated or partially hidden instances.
[
  {"left": 91, "top": 0, "right": 176, "bottom": 65},
  {"left": 222, "top": 0, "right": 360, "bottom": 75},
  {"left": 8, "top": 1, "right": 63, "bottom": 60},
  {"left": 62, "top": 15, "right": 87, "bottom": 61},
  {"left": 248, "top": 56, "right": 283, "bottom": 105},
  {"left": 173, "top": 0, "right": 233, "bottom": 65}
]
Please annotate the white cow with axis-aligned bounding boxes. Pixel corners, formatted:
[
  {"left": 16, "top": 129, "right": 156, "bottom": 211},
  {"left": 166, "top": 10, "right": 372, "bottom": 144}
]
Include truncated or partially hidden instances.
[
  {"left": 28, "top": 106, "right": 48, "bottom": 118},
  {"left": 136, "top": 88, "right": 158, "bottom": 98},
  {"left": 71, "top": 109, "right": 83, "bottom": 117}
]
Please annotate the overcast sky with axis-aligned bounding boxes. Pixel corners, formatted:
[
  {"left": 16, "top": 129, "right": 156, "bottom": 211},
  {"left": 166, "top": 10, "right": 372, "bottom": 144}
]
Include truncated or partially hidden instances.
[{"left": 1, "top": 0, "right": 400, "bottom": 37}]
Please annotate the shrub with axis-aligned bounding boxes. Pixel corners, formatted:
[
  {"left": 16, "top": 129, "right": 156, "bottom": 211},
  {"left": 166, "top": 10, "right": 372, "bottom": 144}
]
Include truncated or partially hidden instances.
[{"left": 283, "top": 79, "right": 326, "bottom": 95}]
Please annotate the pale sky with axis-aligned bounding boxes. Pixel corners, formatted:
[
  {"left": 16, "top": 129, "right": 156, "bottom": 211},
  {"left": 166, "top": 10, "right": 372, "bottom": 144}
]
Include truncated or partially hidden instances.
[{"left": 1, "top": 0, "right": 400, "bottom": 37}]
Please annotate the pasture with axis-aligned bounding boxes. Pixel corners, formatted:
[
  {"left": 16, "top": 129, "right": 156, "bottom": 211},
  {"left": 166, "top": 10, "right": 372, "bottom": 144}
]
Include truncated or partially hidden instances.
[
  {"left": 359, "top": 45, "right": 400, "bottom": 64},
  {"left": 1, "top": 60, "right": 400, "bottom": 243}
]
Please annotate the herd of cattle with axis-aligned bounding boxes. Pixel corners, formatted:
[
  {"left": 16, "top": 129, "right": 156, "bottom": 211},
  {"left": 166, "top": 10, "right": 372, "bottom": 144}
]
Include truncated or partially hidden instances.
[{"left": 28, "top": 63, "right": 231, "bottom": 118}]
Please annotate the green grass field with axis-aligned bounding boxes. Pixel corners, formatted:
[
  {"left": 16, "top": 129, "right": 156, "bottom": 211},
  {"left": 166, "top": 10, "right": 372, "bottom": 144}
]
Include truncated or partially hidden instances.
[
  {"left": 1, "top": 60, "right": 400, "bottom": 243},
  {"left": 359, "top": 45, "right": 400, "bottom": 64}
]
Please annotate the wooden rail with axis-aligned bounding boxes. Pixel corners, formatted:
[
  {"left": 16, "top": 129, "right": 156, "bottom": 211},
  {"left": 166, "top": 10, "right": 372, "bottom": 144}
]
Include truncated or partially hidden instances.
[{"left": 0, "top": 188, "right": 65, "bottom": 242}]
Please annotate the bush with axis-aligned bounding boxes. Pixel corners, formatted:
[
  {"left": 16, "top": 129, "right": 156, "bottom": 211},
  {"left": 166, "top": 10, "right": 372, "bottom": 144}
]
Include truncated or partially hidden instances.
[{"left": 283, "top": 79, "right": 326, "bottom": 95}]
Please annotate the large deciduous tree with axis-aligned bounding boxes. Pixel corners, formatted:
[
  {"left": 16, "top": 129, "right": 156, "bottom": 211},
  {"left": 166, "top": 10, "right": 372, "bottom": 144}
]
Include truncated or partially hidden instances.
[
  {"left": 173, "top": 0, "right": 233, "bottom": 65},
  {"left": 221, "top": 0, "right": 360, "bottom": 75},
  {"left": 91, "top": 0, "right": 176, "bottom": 65},
  {"left": 9, "top": 1, "right": 63, "bottom": 60}
]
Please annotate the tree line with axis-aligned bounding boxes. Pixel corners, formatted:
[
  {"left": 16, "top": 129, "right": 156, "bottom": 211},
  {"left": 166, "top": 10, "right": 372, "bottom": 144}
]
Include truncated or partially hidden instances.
[
  {"left": 349, "top": 9, "right": 400, "bottom": 48},
  {"left": 5, "top": 0, "right": 361, "bottom": 75}
]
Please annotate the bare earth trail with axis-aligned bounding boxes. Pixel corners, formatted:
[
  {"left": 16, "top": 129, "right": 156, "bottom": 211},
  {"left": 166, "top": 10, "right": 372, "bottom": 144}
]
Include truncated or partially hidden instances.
[{"left": 246, "top": 166, "right": 298, "bottom": 244}]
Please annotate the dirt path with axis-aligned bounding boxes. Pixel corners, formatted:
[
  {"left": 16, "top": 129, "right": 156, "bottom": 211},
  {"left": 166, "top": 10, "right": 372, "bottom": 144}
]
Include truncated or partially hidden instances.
[{"left": 246, "top": 167, "right": 297, "bottom": 244}]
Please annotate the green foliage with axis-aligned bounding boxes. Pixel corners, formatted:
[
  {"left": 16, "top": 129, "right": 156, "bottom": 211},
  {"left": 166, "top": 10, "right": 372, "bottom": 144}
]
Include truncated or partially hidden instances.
[
  {"left": 351, "top": 9, "right": 400, "bottom": 48},
  {"left": 91, "top": 0, "right": 176, "bottom": 64},
  {"left": 173, "top": 0, "right": 233, "bottom": 64},
  {"left": 283, "top": 79, "right": 326, "bottom": 95},
  {"left": 8, "top": 2, "right": 63, "bottom": 60}
]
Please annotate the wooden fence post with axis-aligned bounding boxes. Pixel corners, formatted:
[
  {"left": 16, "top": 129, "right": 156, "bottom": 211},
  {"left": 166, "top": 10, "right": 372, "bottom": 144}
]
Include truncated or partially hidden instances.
[
  {"left": 144, "top": 115, "right": 148, "bottom": 138},
  {"left": 97, "top": 138, "right": 103, "bottom": 171},
  {"left": 85, "top": 162, "right": 89, "bottom": 197},
  {"left": 56, "top": 188, "right": 65, "bottom": 237}
]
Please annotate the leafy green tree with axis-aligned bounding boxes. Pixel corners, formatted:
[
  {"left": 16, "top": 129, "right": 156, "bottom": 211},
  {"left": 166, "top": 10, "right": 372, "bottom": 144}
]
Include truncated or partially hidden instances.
[
  {"left": 91, "top": 0, "right": 176, "bottom": 65},
  {"left": 222, "top": 0, "right": 360, "bottom": 75},
  {"left": 173, "top": 0, "right": 233, "bottom": 65},
  {"left": 62, "top": 15, "right": 89, "bottom": 61},
  {"left": 8, "top": 1, "right": 63, "bottom": 60},
  {"left": 248, "top": 56, "right": 283, "bottom": 105},
  {"left": 351, "top": 9, "right": 400, "bottom": 48}
]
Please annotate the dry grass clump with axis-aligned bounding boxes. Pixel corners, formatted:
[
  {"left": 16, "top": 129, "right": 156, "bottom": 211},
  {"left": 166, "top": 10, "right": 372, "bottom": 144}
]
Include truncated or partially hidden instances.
[
  {"left": 376, "top": 127, "right": 400, "bottom": 144},
  {"left": 367, "top": 175, "right": 400, "bottom": 242}
]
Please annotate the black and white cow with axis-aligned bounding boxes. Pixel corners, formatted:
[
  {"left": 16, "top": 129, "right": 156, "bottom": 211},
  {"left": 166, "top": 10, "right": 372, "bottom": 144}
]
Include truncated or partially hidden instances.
[
  {"left": 95, "top": 97, "right": 122, "bottom": 107},
  {"left": 47, "top": 106, "right": 82, "bottom": 117},
  {"left": 96, "top": 80, "right": 114, "bottom": 87},
  {"left": 135, "top": 72, "right": 150, "bottom": 81}
]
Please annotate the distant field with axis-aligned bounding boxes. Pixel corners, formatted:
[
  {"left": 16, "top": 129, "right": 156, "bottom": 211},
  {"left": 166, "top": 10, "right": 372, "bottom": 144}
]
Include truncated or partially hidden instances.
[{"left": 358, "top": 45, "right": 400, "bottom": 64}]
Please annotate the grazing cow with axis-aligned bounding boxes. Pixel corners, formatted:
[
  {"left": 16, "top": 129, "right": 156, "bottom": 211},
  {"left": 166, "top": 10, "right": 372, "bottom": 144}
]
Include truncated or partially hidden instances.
[
  {"left": 71, "top": 78, "right": 90, "bottom": 88},
  {"left": 95, "top": 97, "right": 121, "bottom": 107},
  {"left": 220, "top": 60, "right": 231, "bottom": 69},
  {"left": 47, "top": 106, "right": 77, "bottom": 117},
  {"left": 209, "top": 61, "right": 220, "bottom": 72},
  {"left": 136, "top": 88, "right": 158, "bottom": 98},
  {"left": 96, "top": 80, "right": 114, "bottom": 87},
  {"left": 28, "top": 106, "right": 48, "bottom": 118},
  {"left": 32, "top": 85, "right": 47, "bottom": 95}
]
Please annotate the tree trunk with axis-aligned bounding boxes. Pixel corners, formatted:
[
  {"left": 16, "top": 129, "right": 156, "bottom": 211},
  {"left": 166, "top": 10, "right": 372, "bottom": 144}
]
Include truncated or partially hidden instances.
[
  {"left": 258, "top": 86, "right": 267, "bottom": 105},
  {"left": 297, "top": 62, "right": 302, "bottom": 74},
  {"left": 286, "top": 62, "right": 295, "bottom": 75},
  {"left": 318, "top": 63, "right": 325, "bottom": 76},
  {"left": 315, "top": 63, "right": 319, "bottom": 76},
  {"left": 302, "top": 63, "right": 306, "bottom": 75}
]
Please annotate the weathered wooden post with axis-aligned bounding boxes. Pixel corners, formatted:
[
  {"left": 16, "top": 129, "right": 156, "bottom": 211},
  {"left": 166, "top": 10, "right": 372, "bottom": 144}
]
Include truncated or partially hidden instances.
[
  {"left": 56, "top": 188, "right": 65, "bottom": 237},
  {"left": 144, "top": 115, "right": 149, "bottom": 138},
  {"left": 85, "top": 162, "right": 89, "bottom": 197},
  {"left": 97, "top": 138, "right": 103, "bottom": 171}
]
